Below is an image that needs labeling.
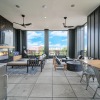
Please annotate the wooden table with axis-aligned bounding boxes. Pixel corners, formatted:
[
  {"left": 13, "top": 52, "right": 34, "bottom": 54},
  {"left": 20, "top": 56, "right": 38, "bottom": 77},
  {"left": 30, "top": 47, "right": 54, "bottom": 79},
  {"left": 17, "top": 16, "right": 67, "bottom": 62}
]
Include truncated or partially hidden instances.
[{"left": 81, "top": 59, "right": 100, "bottom": 69}]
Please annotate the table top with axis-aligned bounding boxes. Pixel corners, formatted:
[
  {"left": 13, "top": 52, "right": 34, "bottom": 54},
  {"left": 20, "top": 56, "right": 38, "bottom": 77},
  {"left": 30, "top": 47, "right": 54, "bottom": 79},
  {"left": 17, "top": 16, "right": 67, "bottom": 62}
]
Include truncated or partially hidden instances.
[{"left": 81, "top": 59, "right": 100, "bottom": 69}]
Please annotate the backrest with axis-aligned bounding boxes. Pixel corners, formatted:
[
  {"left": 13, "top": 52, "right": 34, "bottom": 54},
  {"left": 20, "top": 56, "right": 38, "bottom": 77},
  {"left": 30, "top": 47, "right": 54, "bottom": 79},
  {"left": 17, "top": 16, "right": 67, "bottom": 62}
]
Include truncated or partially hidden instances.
[
  {"left": 80, "top": 61, "right": 87, "bottom": 72},
  {"left": 27, "top": 59, "right": 40, "bottom": 66},
  {"left": 55, "top": 57, "right": 61, "bottom": 65},
  {"left": 77, "top": 55, "right": 83, "bottom": 59}
]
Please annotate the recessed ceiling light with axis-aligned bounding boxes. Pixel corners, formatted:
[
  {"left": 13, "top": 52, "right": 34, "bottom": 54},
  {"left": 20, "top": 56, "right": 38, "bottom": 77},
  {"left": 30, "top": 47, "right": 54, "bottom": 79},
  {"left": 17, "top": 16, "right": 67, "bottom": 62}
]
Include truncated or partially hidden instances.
[
  {"left": 44, "top": 17, "right": 47, "bottom": 19},
  {"left": 42, "top": 5, "right": 47, "bottom": 8},
  {"left": 16, "top": 5, "right": 20, "bottom": 8},
  {"left": 71, "top": 4, "right": 75, "bottom": 7}
]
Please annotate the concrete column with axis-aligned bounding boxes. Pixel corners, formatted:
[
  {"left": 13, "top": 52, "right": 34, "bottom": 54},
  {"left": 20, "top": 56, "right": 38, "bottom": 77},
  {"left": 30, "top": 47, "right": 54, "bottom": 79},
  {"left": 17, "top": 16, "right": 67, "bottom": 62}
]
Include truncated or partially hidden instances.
[{"left": 44, "top": 29, "right": 49, "bottom": 58}]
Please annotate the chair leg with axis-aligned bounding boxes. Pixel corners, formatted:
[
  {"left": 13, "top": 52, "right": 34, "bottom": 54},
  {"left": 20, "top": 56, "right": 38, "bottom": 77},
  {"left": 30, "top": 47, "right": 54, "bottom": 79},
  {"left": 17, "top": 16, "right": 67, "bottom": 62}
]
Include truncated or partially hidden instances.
[
  {"left": 64, "top": 64, "right": 67, "bottom": 71},
  {"left": 27, "top": 65, "right": 28, "bottom": 73},
  {"left": 93, "top": 86, "right": 99, "bottom": 98},
  {"left": 41, "top": 64, "right": 42, "bottom": 72},
  {"left": 55, "top": 66, "right": 56, "bottom": 71},
  {"left": 86, "top": 75, "right": 90, "bottom": 90},
  {"left": 54, "top": 65, "right": 56, "bottom": 71},
  {"left": 80, "top": 74, "right": 84, "bottom": 82}
]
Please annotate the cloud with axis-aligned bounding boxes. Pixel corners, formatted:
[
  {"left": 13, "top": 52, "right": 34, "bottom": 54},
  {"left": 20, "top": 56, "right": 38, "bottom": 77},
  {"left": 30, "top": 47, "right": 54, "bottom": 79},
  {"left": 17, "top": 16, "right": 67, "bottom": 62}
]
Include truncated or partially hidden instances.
[
  {"left": 50, "top": 31, "right": 67, "bottom": 37},
  {"left": 27, "top": 31, "right": 43, "bottom": 40},
  {"left": 49, "top": 44, "right": 66, "bottom": 48},
  {"left": 27, "top": 40, "right": 44, "bottom": 49},
  {"left": 62, "top": 39, "right": 67, "bottom": 41},
  {"left": 49, "top": 42, "right": 52, "bottom": 44}
]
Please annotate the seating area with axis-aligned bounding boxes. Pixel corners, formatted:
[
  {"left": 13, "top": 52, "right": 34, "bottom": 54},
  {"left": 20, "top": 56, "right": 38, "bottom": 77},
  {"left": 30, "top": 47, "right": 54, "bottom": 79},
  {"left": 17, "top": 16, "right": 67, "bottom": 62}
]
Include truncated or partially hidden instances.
[
  {"left": 7, "top": 54, "right": 46, "bottom": 73},
  {"left": 6, "top": 59, "right": 100, "bottom": 100},
  {"left": 0, "top": 1, "right": 100, "bottom": 100}
]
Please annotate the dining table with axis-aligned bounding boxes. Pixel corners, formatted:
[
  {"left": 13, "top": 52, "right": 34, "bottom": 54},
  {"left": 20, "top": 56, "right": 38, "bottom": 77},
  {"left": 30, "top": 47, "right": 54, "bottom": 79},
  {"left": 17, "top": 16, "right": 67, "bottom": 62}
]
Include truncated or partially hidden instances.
[
  {"left": 81, "top": 59, "right": 100, "bottom": 98},
  {"left": 81, "top": 59, "right": 100, "bottom": 69}
]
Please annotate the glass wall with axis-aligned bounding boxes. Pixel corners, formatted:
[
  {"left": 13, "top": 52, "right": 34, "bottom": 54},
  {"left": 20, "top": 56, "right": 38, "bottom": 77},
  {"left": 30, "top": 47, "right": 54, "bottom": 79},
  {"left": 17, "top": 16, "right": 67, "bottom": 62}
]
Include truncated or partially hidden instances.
[
  {"left": 27, "top": 31, "right": 44, "bottom": 56},
  {"left": 49, "top": 31, "right": 68, "bottom": 56},
  {"left": 84, "top": 24, "right": 87, "bottom": 56}
]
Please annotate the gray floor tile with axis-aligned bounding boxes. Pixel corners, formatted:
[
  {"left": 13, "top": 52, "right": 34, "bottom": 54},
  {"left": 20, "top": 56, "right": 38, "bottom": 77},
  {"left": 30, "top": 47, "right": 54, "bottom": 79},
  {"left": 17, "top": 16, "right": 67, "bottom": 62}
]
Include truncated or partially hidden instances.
[
  {"left": 7, "top": 97, "right": 28, "bottom": 100},
  {"left": 8, "top": 75, "right": 24, "bottom": 83},
  {"left": 67, "top": 76, "right": 85, "bottom": 84},
  {"left": 20, "top": 76, "right": 38, "bottom": 83},
  {"left": 65, "top": 71, "right": 79, "bottom": 77},
  {"left": 30, "top": 84, "right": 52, "bottom": 97},
  {"left": 27, "top": 72, "right": 41, "bottom": 77},
  {"left": 53, "top": 71, "right": 65, "bottom": 76},
  {"left": 82, "top": 77, "right": 98, "bottom": 85},
  {"left": 43, "top": 69, "right": 53, "bottom": 72},
  {"left": 39, "top": 72, "right": 52, "bottom": 76},
  {"left": 7, "top": 84, "right": 17, "bottom": 93},
  {"left": 53, "top": 98, "right": 77, "bottom": 100},
  {"left": 77, "top": 98, "right": 91, "bottom": 100},
  {"left": 36, "top": 77, "right": 52, "bottom": 84},
  {"left": 78, "top": 98, "right": 100, "bottom": 100},
  {"left": 76, "top": 71, "right": 83, "bottom": 76},
  {"left": 90, "top": 84, "right": 100, "bottom": 96},
  {"left": 8, "top": 84, "right": 34, "bottom": 97},
  {"left": 28, "top": 98, "right": 52, "bottom": 100},
  {"left": 71, "top": 85, "right": 95, "bottom": 97},
  {"left": 53, "top": 77, "right": 69, "bottom": 84},
  {"left": 53, "top": 84, "right": 76, "bottom": 97}
]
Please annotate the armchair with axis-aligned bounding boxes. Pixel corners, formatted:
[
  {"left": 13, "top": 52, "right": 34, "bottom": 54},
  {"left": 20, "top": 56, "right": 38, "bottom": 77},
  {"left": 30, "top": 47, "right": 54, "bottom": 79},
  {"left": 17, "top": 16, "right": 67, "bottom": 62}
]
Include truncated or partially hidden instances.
[{"left": 53, "top": 56, "right": 67, "bottom": 71}]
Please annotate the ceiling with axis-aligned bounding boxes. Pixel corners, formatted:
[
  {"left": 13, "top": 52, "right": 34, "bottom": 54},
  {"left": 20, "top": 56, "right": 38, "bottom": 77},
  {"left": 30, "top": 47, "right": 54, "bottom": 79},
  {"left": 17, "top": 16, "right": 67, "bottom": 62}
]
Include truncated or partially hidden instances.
[{"left": 0, "top": 0, "right": 100, "bottom": 30}]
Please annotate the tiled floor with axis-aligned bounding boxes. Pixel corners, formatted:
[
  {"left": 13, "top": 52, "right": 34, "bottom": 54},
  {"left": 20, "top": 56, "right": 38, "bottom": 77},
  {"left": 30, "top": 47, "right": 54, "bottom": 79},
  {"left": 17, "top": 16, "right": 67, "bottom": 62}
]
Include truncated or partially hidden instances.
[{"left": 7, "top": 59, "right": 100, "bottom": 100}]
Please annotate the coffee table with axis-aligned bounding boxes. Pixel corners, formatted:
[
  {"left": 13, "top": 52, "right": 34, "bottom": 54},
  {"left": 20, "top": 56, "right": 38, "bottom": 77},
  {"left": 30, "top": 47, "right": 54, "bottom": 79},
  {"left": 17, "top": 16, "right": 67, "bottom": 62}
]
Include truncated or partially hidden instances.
[{"left": 67, "top": 60, "right": 82, "bottom": 72}]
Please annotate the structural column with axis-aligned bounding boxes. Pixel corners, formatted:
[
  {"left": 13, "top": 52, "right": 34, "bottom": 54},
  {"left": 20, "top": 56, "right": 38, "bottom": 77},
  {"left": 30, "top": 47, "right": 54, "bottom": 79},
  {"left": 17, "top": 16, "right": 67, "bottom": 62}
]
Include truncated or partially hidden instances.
[
  {"left": 44, "top": 29, "right": 49, "bottom": 58},
  {"left": 68, "top": 29, "right": 75, "bottom": 58}
]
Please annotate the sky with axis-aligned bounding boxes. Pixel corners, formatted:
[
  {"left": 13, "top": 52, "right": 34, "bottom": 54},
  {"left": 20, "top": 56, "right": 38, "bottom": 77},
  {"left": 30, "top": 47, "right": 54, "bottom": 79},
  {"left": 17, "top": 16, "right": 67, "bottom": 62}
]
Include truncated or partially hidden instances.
[
  {"left": 27, "top": 31, "right": 68, "bottom": 50},
  {"left": 49, "top": 31, "right": 67, "bottom": 48},
  {"left": 27, "top": 31, "right": 44, "bottom": 49}
]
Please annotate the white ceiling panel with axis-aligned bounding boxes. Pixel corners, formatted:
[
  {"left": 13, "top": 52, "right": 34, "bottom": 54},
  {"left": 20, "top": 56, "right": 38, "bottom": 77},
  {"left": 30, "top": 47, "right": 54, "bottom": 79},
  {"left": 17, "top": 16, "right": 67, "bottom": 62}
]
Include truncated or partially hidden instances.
[{"left": 0, "top": 0, "right": 100, "bottom": 30}]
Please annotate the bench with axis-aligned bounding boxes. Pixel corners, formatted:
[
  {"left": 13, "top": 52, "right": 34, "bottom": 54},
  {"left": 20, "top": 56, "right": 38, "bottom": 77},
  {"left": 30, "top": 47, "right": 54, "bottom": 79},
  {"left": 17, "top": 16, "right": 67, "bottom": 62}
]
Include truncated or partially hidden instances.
[{"left": 7, "top": 59, "right": 44, "bottom": 73}]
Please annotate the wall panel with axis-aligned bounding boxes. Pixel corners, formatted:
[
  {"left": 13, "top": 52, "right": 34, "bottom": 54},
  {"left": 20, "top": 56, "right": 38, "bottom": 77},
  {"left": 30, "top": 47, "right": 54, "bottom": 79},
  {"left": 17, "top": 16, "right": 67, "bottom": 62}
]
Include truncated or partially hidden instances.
[
  {"left": 87, "top": 16, "right": 91, "bottom": 57},
  {"left": 75, "top": 26, "right": 84, "bottom": 58},
  {"left": 90, "top": 13, "right": 95, "bottom": 58},
  {"left": 94, "top": 10, "right": 99, "bottom": 58},
  {"left": 87, "top": 6, "right": 100, "bottom": 59},
  {"left": 68, "top": 29, "right": 75, "bottom": 58}
]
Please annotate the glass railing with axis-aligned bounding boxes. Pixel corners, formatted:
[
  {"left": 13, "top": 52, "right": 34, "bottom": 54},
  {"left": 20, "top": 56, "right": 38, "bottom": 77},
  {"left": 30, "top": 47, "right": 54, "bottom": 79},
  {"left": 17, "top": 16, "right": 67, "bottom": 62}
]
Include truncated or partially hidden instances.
[
  {"left": 49, "top": 50, "right": 67, "bottom": 56},
  {"left": 27, "top": 50, "right": 44, "bottom": 56}
]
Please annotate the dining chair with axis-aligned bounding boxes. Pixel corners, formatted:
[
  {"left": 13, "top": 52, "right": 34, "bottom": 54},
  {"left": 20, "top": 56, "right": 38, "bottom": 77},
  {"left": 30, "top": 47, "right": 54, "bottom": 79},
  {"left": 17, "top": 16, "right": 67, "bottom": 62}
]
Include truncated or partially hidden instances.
[
  {"left": 92, "top": 67, "right": 100, "bottom": 98},
  {"left": 80, "top": 61, "right": 95, "bottom": 90},
  {"left": 24, "top": 50, "right": 28, "bottom": 58}
]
